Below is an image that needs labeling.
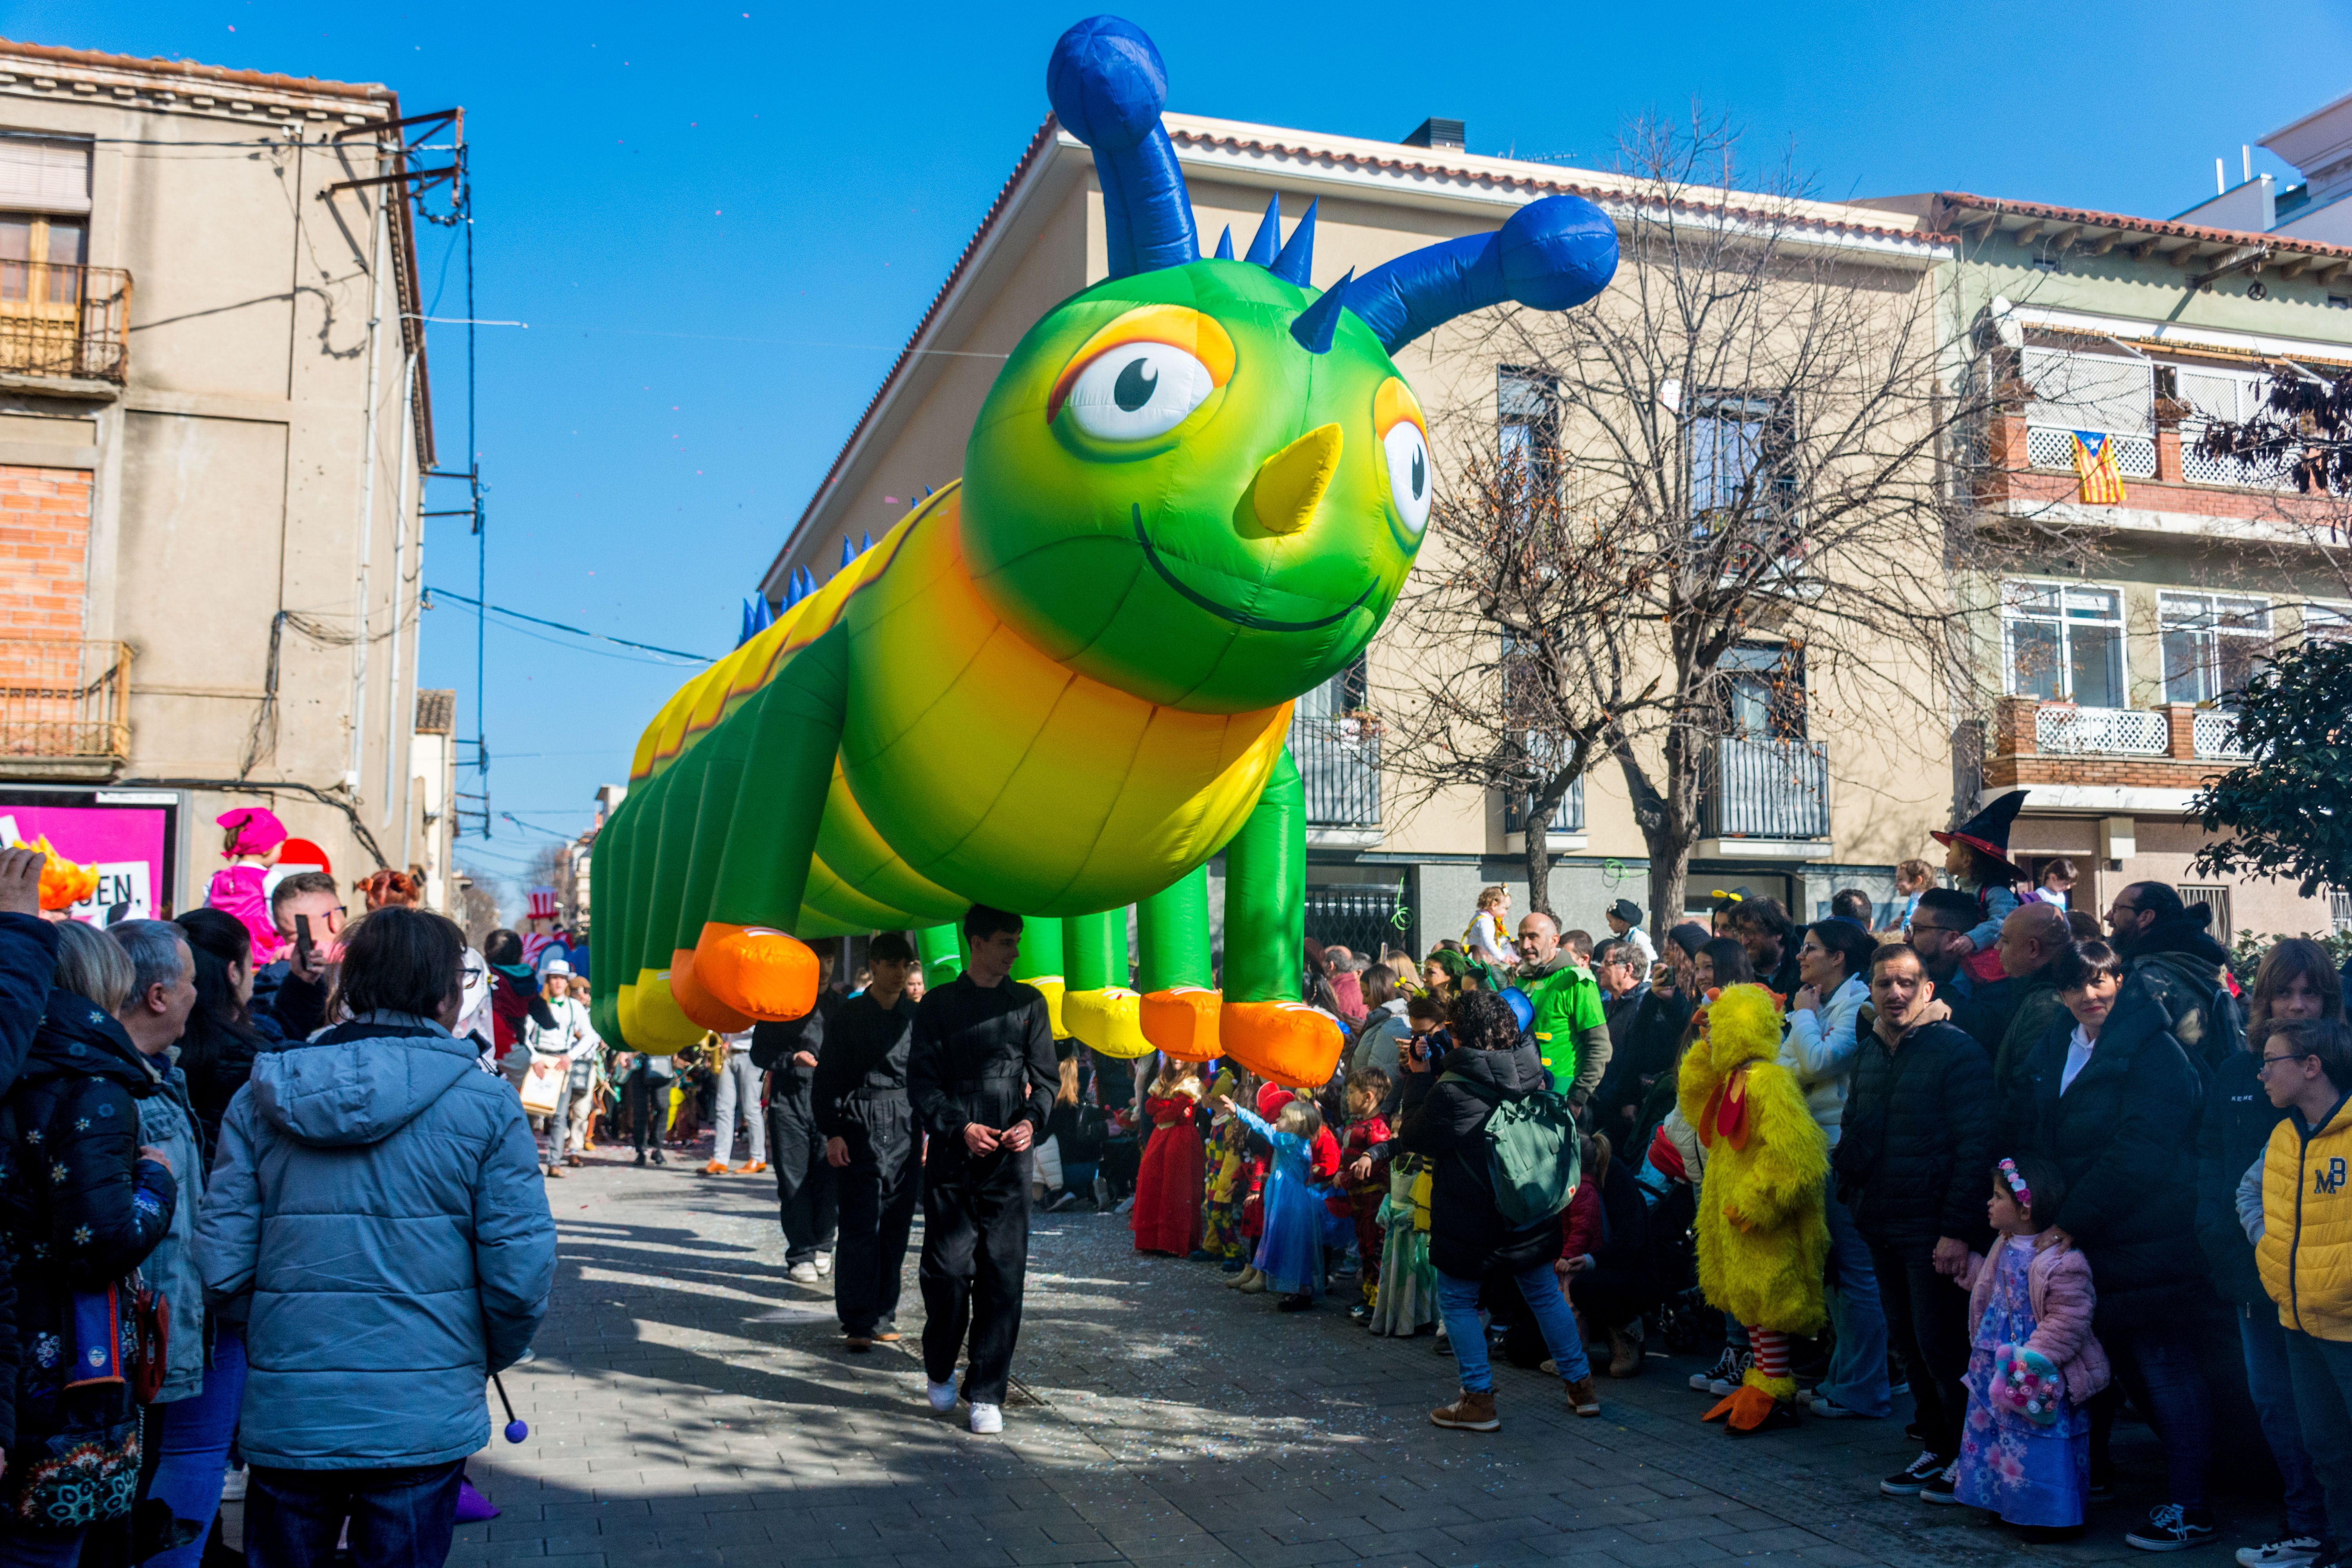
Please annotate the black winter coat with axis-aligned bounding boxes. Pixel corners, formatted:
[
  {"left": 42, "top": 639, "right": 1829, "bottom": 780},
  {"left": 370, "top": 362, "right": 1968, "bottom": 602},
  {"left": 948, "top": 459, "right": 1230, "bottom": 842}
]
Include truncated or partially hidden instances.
[
  {"left": 2195, "top": 1048, "right": 2277, "bottom": 1306},
  {"left": 1833, "top": 1016, "right": 1996, "bottom": 1254},
  {"left": 0, "top": 913, "right": 56, "bottom": 1452},
  {"left": 1396, "top": 1041, "right": 1559, "bottom": 1278},
  {"left": 1595, "top": 985, "right": 1688, "bottom": 1134},
  {"left": 0, "top": 991, "right": 177, "bottom": 1472},
  {"left": 2005, "top": 1000, "right": 2211, "bottom": 1332}
]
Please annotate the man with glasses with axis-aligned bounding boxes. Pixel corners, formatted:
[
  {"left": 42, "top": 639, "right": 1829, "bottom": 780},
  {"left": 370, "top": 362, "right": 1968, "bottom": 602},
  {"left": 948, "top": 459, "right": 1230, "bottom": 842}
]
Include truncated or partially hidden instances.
[
  {"left": 1900, "top": 888, "right": 2007, "bottom": 1055},
  {"left": 250, "top": 869, "right": 340, "bottom": 1036}
]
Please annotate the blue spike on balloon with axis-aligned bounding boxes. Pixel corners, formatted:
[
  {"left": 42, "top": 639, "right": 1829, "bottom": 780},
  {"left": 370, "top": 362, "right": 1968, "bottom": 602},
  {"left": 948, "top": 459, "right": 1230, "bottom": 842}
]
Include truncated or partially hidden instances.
[
  {"left": 840, "top": 537, "right": 856, "bottom": 569},
  {"left": 923, "top": 484, "right": 934, "bottom": 497},
  {"left": 736, "top": 599, "right": 757, "bottom": 648},
  {"left": 1244, "top": 193, "right": 1281, "bottom": 267},
  {"left": 1289, "top": 269, "right": 1354, "bottom": 354},
  {"left": 861, "top": 532, "right": 873, "bottom": 552},
  {"left": 753, "top": 595, "right": 775, "bottom": 632},
  {"left": 1213, "top": 225, "right": 1234, "bottom": 261},
  {"left": 1270, "top": 198, "right": 1318, "bottom": 285}
]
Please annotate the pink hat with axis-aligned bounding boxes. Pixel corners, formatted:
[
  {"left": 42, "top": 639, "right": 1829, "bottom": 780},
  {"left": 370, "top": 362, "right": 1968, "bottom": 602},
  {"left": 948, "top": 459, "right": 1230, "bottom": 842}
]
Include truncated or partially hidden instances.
[{"left": 217, "top": 806, "right": 289, "bottom": 859}]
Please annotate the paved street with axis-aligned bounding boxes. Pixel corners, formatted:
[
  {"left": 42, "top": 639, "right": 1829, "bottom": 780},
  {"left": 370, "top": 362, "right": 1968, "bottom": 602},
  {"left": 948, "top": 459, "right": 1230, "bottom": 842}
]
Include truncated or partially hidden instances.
[{"left": 452, "top": 1145, "right": 2273, "bottom": 1568}]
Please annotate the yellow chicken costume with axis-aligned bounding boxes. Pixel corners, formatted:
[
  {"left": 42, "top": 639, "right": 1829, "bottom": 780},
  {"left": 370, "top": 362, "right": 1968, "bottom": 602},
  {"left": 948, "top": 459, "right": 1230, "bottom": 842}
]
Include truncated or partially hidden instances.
[{"left": 1676, "top": 983, "right": 1830, "bottom": 1432}]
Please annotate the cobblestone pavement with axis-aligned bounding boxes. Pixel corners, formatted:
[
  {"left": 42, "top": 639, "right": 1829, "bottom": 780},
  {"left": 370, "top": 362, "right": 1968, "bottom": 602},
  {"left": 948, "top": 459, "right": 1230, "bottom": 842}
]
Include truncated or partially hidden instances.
[{"left": 457, "top": 1147, "right": 2276, "bottom": 1568}]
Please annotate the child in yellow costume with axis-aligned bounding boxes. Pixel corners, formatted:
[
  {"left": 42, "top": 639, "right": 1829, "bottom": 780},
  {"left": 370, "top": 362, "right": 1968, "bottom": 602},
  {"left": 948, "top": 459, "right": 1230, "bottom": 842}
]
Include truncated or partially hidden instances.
[{"left": 1677, "top": 983, "right": 1830, "bottom": 1433}]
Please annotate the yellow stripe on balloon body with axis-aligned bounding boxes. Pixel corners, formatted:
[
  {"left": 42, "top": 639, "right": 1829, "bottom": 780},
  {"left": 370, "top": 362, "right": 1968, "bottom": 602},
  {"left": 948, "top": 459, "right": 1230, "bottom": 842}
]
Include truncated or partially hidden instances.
[{"left": 838, "top": 488, "right": 1288, "bottom": 915}]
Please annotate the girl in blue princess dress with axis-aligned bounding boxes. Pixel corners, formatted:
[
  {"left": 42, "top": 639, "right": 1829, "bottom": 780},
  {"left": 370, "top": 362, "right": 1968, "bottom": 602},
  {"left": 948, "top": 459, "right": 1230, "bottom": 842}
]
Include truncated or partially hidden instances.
[{"left": 1215, "top": 1091, "right": 1334, "bottom": 1312}]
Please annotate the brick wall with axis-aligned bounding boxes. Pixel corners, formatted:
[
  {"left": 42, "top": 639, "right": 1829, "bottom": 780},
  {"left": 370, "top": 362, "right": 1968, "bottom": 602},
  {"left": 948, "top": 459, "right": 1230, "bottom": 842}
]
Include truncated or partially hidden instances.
[{"left": 0, "top": 466, "right": 90, "bottom": 640}]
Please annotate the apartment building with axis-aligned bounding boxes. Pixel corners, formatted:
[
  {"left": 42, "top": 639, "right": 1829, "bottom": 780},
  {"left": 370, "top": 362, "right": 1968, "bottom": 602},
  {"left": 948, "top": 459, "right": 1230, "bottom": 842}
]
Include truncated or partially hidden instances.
[
  {"left": 1861, "top": 180, "right": 2352, "bottom": 939},
  {"left": 759, "top": 111, "right": 1971, "bottom": 955},
  {"left": 0, "top": 39, "right": 439, "bottom": 917}
]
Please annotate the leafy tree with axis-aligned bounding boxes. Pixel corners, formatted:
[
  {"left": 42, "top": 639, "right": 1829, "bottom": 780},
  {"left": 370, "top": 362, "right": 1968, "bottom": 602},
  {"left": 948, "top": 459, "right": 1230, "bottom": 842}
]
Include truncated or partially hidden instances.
[{"left": 2189, "top": 637, "right": 2352, "bottom": 897}]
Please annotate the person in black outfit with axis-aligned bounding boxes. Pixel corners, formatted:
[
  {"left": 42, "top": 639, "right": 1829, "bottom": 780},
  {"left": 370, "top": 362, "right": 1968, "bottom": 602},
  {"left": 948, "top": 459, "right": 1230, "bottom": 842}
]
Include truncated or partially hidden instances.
[
  {"left": 907, "top": 906, "right": 1055, "bottom": 1435},
  {"left": 812, "top": 931, "right": 922, "bottom": 1350},
  {"left": 2005, "top": 938, "right": 2218, "bottom": 1551},
  {"left": 1832, "top": 940, "right": 1994, "bottom": 1501},
  {"left": 754, "top": 951, "right": 841, "bottom": 1281},
  {"left": 1904, "top": 888, "right": 2011, "bottom": 1055}
]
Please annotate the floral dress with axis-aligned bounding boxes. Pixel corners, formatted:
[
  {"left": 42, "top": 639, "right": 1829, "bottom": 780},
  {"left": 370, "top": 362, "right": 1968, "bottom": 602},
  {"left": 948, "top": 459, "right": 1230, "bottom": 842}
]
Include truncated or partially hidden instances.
[{"left": 1954, "top": 1241, "right": 2089, "bottom": 1526}]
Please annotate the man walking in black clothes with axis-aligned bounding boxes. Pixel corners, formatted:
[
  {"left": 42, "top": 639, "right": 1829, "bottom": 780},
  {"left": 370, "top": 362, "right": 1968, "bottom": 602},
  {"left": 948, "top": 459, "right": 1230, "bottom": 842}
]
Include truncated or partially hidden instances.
[
  {"left": 754, "top": 950, "right": 842, "bottom": 1283},
  {"left": 908, "top": 905, "right": 1056, "bottom": 1436},
  {"left": 813, "top": 931, "right": 923, "bottom": 1352}
]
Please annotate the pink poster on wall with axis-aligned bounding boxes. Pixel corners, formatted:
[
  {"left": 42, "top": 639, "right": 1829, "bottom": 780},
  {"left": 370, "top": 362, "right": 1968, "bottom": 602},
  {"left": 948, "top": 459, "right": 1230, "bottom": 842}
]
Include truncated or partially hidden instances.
[{"left": 0, "top": 805, "right": 168, "bottom": 923}]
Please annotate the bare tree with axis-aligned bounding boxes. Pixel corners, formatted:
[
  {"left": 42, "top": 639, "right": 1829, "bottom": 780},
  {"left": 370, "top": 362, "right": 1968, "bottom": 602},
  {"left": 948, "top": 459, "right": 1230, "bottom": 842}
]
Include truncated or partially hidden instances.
[
  {"left": 1392, "top": 114, "right": 2020, "bottom": 926},
  {"left": 452, "top": 867, "right": 504, "bottom": 948},
  {"left": 1383, "top": 450, "right": 1662, "bottom": 917}
]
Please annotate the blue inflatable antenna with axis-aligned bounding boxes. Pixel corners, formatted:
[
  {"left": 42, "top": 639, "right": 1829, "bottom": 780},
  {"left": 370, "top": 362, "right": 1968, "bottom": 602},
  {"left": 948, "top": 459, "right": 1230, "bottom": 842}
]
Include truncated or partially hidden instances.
[
  {"left": 1243, "top": 193, "right": 1281, "bottom": 267},
  {"left": 1289, "top": 269, "right": 1353, "bottom": 354},
  {"left": 1269, "top": 198, "right": 1318, "bottom": 285}
]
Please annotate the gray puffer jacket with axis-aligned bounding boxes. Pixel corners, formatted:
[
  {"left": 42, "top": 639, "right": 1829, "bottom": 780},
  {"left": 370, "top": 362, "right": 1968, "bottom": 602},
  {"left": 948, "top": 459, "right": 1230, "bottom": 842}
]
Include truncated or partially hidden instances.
[{"left": 196, "top": 1012, "right": 556, "bottom": 1470}]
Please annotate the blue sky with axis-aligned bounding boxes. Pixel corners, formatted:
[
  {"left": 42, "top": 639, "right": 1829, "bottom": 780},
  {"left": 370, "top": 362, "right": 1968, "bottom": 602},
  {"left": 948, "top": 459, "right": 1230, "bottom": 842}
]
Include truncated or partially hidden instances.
[{"left": 13, "top": 0, "right": 2352, "bottom": 899}]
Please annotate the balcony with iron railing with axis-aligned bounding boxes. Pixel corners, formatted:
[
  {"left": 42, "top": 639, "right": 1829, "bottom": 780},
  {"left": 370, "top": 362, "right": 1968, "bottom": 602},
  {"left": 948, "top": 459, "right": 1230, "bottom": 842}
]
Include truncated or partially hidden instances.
[
  {"left": 0, "top": 263, "right": 131, "bottom": 388},
  {"left": 1699, "top": 734, "right": 1832, "bottom": 858},
  {"left": 1289, "top": 712, "right": 1380, "bottom": 842},
  {"left": 0, "top": 639, "right": 131, "bottom": 779},
  {"left": 1985, "top": 695, "right": 2245, "bottom": 796}
]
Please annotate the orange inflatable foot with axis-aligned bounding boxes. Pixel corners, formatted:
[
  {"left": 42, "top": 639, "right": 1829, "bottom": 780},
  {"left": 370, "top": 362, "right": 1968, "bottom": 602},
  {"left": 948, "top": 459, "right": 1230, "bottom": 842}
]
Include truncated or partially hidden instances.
[
  {"left": 669, "top": 948, "right": 753, "bottom": 1034},
  {"left": 1701, "top": 1384, "right": 1780, "bottom": 1431},
  {"left": 1140, "top": 987, "right": 1221, "bottom": 1061},
  {"left": 691, "top": 922, "right": 819, "bottom": 1022},
  {"left": 1219, "top": 1000, "right": 1342, "bottom": 1087}
]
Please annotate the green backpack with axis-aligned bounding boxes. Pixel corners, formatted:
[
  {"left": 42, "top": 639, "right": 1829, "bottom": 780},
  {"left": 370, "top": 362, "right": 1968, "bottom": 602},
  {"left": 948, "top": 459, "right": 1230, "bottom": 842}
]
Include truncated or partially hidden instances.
[{"left": 1440, "top": 1073, "right": 1582, "bottom": 1226}]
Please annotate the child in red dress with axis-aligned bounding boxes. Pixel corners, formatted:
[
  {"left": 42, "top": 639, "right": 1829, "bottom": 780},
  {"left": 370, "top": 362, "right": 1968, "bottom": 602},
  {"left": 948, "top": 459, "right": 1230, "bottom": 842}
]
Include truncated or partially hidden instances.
[{"left": 1131, "top": 1059, "right": 1206, "bottom": 1256}]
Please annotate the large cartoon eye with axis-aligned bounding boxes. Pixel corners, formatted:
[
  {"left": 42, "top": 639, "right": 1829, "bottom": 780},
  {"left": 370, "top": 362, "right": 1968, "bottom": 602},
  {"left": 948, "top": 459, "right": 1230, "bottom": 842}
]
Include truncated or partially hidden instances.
[
  {"left": 1061, "top": 342, "right": 1216, "bottom": 441},
  {"left": 1383, "top": 419, "right": 1432, "bottom": 537}
]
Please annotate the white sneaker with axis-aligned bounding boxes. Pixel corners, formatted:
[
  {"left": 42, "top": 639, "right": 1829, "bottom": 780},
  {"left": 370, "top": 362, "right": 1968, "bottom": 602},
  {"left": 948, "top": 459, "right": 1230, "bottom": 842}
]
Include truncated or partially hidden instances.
[
  {"left": 2238, "top": 1539, "right": 2323, "bottom": 1568},
  {"left": 789, "top": 1261, "right": 819, "bottom": 1284},
  {"left": 1114, "top": 1196, "right": 1134, "bottom": 1215},
  {"left": 814, "top": 1251, "right": 834, "bottom": 1276},
  {"left": 968, "top": 1401, "right": 1003, "bottom": 1434},
  {"left": 220, "top": 1466, "right": 248, "bottom": 1503},
  {"left": 926, "top": 1379, "right": 958, "bottom": 1413}
]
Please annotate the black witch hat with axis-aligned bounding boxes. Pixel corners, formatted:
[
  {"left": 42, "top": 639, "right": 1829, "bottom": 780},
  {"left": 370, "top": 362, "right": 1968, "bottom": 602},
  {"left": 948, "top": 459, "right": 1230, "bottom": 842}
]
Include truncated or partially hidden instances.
[{"left": 1933, "top": 790, "right": 2031, "bottom": 882}]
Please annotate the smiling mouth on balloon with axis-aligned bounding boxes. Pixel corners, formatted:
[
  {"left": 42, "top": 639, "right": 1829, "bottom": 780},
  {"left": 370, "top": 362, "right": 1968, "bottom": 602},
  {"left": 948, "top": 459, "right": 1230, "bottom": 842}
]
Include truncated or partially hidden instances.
[{"left": 1129, "top": 504, "right": 1368, "bottom": 633}]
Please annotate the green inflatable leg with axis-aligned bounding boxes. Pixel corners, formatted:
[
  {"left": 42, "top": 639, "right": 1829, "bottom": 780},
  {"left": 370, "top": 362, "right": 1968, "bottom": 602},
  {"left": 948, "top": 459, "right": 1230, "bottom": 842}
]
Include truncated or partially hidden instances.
[
  {"left": 1217, "top": 747, "right": 1333, "bottom": 1085},
  {"left": 916, "top": 923, "right": 964, "bottom": 987},
  {"left": 1222, "top": 747, "right": 1303, "bottom": 1004},
  {"left": 1136, "top": 864, "right": 1212, "bottom": 991},
  {"left": 691, "top": 627, "right": 851, "bottom": 1020},
  {"left": 1063, "top": 909, "right": 1122, "bottom": 993},
  {"left": 1135, "top": 863, "right": 1218, "bottom": 1062}
]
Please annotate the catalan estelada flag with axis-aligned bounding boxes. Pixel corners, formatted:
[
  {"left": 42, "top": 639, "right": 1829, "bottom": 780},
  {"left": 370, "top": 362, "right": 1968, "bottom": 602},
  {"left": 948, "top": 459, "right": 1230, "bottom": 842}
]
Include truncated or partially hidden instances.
[{"left": 2071, "top": 430, "right": 2127, "bottom": 505}]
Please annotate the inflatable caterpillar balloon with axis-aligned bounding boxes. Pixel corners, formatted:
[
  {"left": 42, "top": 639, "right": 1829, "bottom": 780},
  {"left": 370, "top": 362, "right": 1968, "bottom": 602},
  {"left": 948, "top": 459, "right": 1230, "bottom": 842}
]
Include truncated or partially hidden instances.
[{"left": 593, "top": 15, "right": 1617, "bottom": 1087}]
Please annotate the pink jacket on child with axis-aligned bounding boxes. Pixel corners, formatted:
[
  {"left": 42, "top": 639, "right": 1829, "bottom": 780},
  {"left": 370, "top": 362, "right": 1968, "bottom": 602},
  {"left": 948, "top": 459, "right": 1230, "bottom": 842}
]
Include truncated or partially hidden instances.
[{"left": 1960, "top": 1233, "right": 2111, "bottom": 1405}]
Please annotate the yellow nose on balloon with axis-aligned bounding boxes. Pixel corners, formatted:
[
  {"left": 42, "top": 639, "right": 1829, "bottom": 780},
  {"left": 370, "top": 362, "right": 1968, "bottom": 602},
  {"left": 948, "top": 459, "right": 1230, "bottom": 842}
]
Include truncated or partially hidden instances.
[{"left": 1249, "top": 422, "right": 1343, "bottom": 536}]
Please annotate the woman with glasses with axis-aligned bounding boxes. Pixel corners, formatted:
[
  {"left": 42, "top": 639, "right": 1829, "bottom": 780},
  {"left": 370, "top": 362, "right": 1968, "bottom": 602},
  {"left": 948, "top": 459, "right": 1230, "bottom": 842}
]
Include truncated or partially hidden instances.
[{"left": 2198, "top": 940, "right": 2343, "bottom": 1568}]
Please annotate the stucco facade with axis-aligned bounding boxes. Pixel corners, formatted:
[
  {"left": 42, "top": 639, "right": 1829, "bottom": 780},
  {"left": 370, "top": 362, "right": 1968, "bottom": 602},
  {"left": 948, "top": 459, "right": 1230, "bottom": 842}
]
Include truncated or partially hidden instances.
[{"left": 0, "top": 40, "right": 439, "bottom": 915}]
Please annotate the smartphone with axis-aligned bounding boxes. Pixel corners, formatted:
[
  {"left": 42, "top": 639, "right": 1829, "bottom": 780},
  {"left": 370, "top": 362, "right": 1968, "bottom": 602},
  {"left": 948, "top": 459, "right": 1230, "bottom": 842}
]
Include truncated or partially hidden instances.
[{"left": 294, "top": 913, "right": 316, "bottom": 970}]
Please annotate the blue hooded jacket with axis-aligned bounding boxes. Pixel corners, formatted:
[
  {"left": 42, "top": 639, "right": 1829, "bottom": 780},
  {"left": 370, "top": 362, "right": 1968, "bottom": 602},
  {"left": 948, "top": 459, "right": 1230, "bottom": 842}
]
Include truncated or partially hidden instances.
[{"left": 196, "top": 1012, "right": 555, "bottom": 1470}]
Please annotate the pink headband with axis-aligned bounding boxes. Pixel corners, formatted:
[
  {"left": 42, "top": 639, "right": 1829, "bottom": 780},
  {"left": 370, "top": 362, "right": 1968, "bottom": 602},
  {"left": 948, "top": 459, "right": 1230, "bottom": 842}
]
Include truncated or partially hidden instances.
[
  {"left": 217, "top": 806, "right": 288, "bottom": 859},
  {"left": 1998, "top": 1158, "right": 2032, "bottom": 1209}
]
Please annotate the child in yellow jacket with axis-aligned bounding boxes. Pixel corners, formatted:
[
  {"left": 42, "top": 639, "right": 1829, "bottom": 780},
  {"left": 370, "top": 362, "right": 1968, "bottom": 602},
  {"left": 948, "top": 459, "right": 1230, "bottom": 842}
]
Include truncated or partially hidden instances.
[{"left": 1678, "top": 983, "right": 1830, "bottom": 1433}]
